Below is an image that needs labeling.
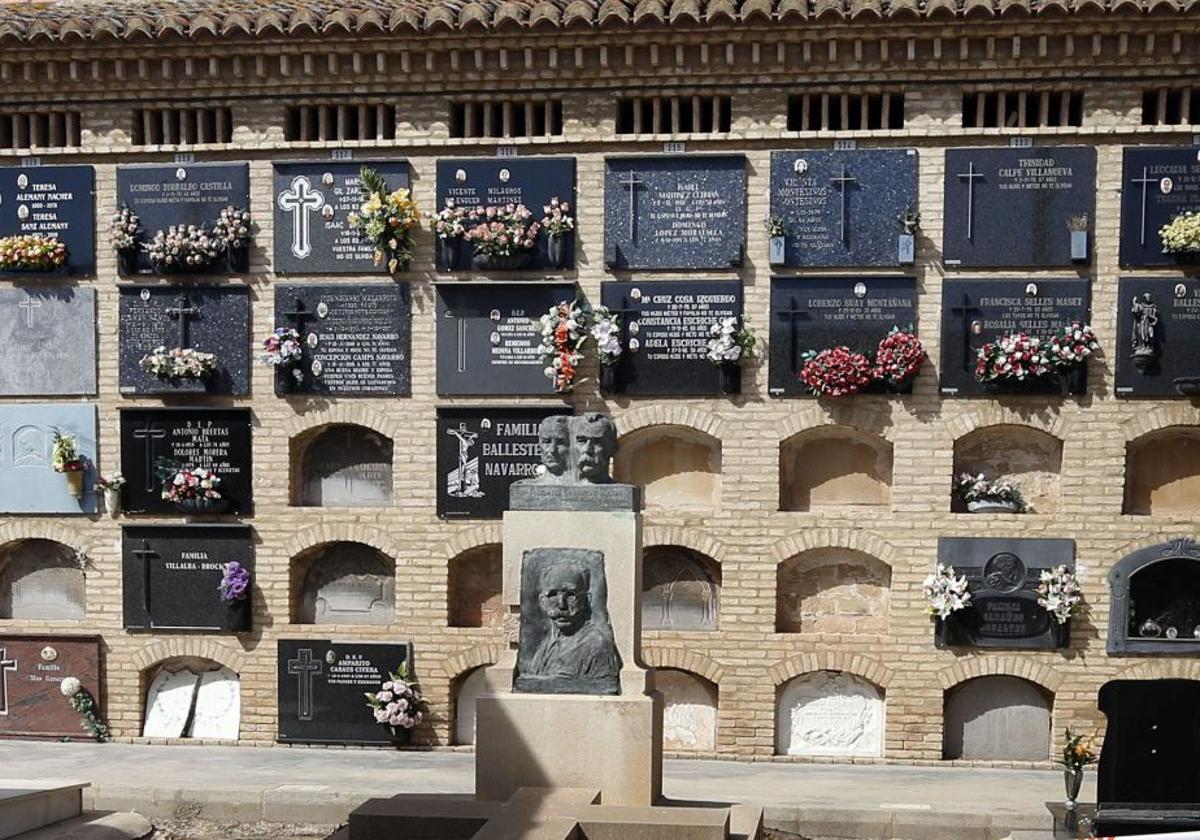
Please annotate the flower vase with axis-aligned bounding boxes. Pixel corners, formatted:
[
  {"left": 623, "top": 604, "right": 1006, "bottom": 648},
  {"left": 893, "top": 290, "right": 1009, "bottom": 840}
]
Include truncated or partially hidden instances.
[
  {"left": 175, "top": 496, "right": 231, "bottom": 516},
  {"left": 600, "top": 364, "right": 620, "bottom": 395},
  {"left": 1063, "top": 766, "right": 1084, "bottom": 829},
  {"left": 966, "top": 499, "right": 1021, "bottom": 514},
  {"left": 1052, "top": 619, "right": 1071, "bottom": 649},
  {"left": 440, "top": 237, "right": 463, "bottom": 271},
  {"left": 226, "top": 246, "right": 250, "bottom": 273},
  {"left": 275, "top": 366, "right": 297, "bottom": 395},
  {"left": 104, "top": 488, "right": 121, "bottom": 519},
  {"left": 223, "top": 598, "right": 252, "bottom": 633},
  {"left": 65, "top": 470, "right": 84, "bottom": 498},
  {"left": 1132, "top": 346, "right": 1158, "bottom": 374},
  {"left": 719, "top": 363, "right": 742, "bottom": 395},
  {"left": 1070, "top": 230, "right": 1089, "bottom": 262},
  {"left": 391, "top": 726, "right": 413, "bottom": 748},
  {"left": 768, "top": 236, "right": 787, "bottom": 266},
  {"left": 472, "top": 252, "right": 533, "bottom": 271},
  {"left": 117, "top": 249, "right": 139, "bottom": 275},
  {"left": 898, "top": 233, "right": 915, "bottom": 265},
  {"left": 1172, "top": 250, "right": 1200, "bottom": 267},
  {"left": 547, "top": 232, "right": 570, "bottom": 270}
]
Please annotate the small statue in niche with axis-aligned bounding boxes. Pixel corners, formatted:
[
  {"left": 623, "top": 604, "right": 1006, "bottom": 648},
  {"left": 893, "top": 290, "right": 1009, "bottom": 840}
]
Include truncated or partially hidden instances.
[{"left": 1131, "top": 292, "right": 1160, "bottom": 373}]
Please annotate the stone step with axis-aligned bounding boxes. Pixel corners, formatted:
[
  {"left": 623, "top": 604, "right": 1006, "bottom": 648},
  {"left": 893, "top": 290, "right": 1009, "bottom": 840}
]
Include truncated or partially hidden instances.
[
  {"left": 10, "top": 811, "right": 152, "bottom": 840},
  {"left": 0, "top": 782, "right": 89, "bottom": 840}
]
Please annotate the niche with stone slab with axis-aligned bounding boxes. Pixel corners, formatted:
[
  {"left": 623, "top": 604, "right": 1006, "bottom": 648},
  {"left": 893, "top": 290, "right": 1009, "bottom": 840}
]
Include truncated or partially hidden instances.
[
  {"left": 779, "top": 427, "right": 892, "bottom": 512},
  {"left": 0, "top": 539, "right": 85, "bottom": 621},
  {"left": 447, "top": 544, "right": 503, "bottom": 629},
  {"left": 775, "top": 671, "right": 885, "bottom": 757},
  {"left": 658, "top": 668, "right": 719, "bottom": 753},
  {"left": 1124, "top": 426, "right": 1200, "bottom": 515},
  {"left": 292, "top": 424, "right": 393, "bottom": 508},
  {"left": 1107, "top": 538, "right": 1200, "bottom": 653},
  {"left": 291, "top": 542, "right": 395, "bottom": 626},
  {"left": 642, "top": 546, "right": 721, "bottom": 632},
  {"left": 613, "top": 426, "right": 721, "bottom": 510},
  {"left": 141, "top": 657, "right": 240, "bottom": 741},
  {"left": 453, "top": 665, "right": 488, "bottom": 746},
  {"left": 775, "top": 548, "right": 890, "bottom": 635},
  {"left": 952, "top": 425, "right": 1063, "bottom": 514},
  {"left": 942, "top": 675, "right": 1052, "bottom": 761}
]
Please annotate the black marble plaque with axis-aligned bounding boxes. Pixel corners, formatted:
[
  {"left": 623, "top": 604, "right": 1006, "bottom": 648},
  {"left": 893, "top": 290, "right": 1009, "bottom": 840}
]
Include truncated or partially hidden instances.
[
  {"left": 277, "top": 638, "right": 412, "bottom": 745},
  {"left": 934, "top": 537, "right": 1074, "bottom": 650},
  {"left": 437, "top": 407, "right": 562, "bottom": 519},
  {"left": 274, "top": 283, "right": 410, "bottom": 396},
  {"left": 599, "top": 280, "right": 742, "bottom": 396},
  {"left": 119, "top": 408, "right": 253, "bottom": 515},
  {"left": 116, "top": 162, "right": 250, "bottom": 274},
  {"left": 118, "top": 285, "right": 250, "bottom": 396},
  {"left": 770, "top": 150, "right": 919, "bottom": 268},
  {"left": 122, "top": 525, "right": 252, "bottom": 633},
  {"left": 435, "top": 157, "right": 575, "bottom": 271},
  {"left": 768, "top": 276, "right": 918, "bottom": 397},
  {"left": 273, "top": 161, "right": 411, "bottom": 274},
  {"left": 1114, "top": 277, "right": 1200, "bottom": 397},
  {"left": 943, "top": 147, "right": 1096, "bottom": 268},
  {"left": 939, "top": 278, "right": 1091, "bottom": 397},
  {"left": 436, "top": 283, "right": 575, "bottom": 396},
  {"left": 1120, "top": 146, "right": 1200, "bottom": 268},
  {"left": 0, "top": 165, "right": 95, "bottom": 276},
  {"left": 604, "top": 155, "right": 746, "bottom": 270}
]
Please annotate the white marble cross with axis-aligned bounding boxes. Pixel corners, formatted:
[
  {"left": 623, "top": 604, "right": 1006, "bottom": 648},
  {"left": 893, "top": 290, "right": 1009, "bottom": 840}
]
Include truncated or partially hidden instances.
[
  {"left": 0, "top": 648, "right": 16, "bottom": 716},
  {"left": 17, "top": 297, "right": 40, "bottom": 328},
  {"left": 1130, "top": 165, "right": 1158, "bottom": 246},
  {"left": 278, "top": 176, "right": 325, "bottom": 259},
  {"left": 288, "top": 648, "right": 323, "bottom": 722}
]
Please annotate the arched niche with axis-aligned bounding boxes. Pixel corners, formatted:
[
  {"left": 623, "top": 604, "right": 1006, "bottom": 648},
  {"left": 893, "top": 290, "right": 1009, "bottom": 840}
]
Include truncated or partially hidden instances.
[
  {"left": 775, "top": 548, "right": 891, "bottom": 635},
  {"left": 1107, "top": 538, "right": 1200, "bottom": 653},
  {"left": 953, "top": 424, "right": 1063, "bottom": 513},
  {"left": 776, "top": 671, "right": 884, "bottom": 757},
  {"left": 642, "top": 546, "right": 720, "bottom": 631},
  {"left": 658, "top": 668, "right": 718, "bottom": 752},
  {"left": 448, "top": 544, "right": 503, "bottom": 629},
  {"left": 292, "top": 541, "right": 395, "bottom": 626},
  {"left": 453, "top": 666, "right": 489, "bottom": 746},
  {"left": 1124, "top": 427, "right": 1200, "bottom": 515},
  {"left": 943, "top": 675, "right": 1052, "bottom": 761},
  {"left": 613, "top": 426, "right": 721, "bottom": 510},
  {"left": 0, "top": 539, "right": 85, "bottom": 620},
  {"left": 779, "top": 427, "right": 892, "bottom": 512},
  {"left": 142, "top": 657, "right": 240, "bottom": 740},
  {"left": 292, "top": 424, "right": 393, "bottom": 508}
]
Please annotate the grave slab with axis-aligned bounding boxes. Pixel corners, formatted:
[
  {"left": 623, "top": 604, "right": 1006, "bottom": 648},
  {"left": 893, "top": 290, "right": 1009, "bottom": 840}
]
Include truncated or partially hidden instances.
[
  {"left": 142, "top": 668, "right": 202, "bottom": 738},
  {"left": 0, "top": 403, "right": 96, "bottom": 514},
  {"left": 0, "top": 165, "right": 95, "bottom": 276},
  {"left": 1120, "top": 146, "right": 1200, "bottom": 268},
  {"left": 776, "top": 671, "right": 883, "bottom": 757},
  {"left": 944, "top": 675, "right": 1051, "bottom": 761},
  {"left": 297, "top": 542, "right": 394, "bottom": 626},
  {"left": 0, "top": 635, "right": 101, "bottom": 740},
  {"left": 0, "top": 286, "right": 95, "bottom": 395},
  {"left": 1114, "top": 276, "right": 1200, "bottom": 397},
  {"left": 190, "top": 667, "right": 241, "bottom": 740},
  {"left": 299, "top": 426, "right": 392, "bottom": 507},
  {"left": 0, "top": 541, "right": 86, "bottom": 620}
]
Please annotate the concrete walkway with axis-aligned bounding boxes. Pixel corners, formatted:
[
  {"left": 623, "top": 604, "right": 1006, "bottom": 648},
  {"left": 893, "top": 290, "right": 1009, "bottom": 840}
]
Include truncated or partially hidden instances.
[{"left": 0, "top": 742, "right": 1083, "bottom": 839}]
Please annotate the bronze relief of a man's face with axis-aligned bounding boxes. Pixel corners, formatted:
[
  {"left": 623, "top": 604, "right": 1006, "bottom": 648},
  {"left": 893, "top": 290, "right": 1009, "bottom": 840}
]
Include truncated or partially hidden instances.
[{"left": 539, "top": 565, "right": 589, "bottom": 634}]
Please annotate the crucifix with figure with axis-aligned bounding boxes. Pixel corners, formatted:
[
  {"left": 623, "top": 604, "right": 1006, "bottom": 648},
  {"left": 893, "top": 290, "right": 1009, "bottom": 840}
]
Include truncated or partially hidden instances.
[
  {"left": 0, "top": 647, "right": 16, "bottom": 716},
  {"left": 958, "top": 161, "right": 986, "bottom": 241},
  {"left": 132, "top": 422, "right": 167, "bottom": 492},
  {"left": 831, "top": 164, "right": 858, "bottom": 245},
  {"left": 165, "top": 294, "right": 201, "bottom": 349},
  {"left": 1130, "top": 166, "right": 1158, "bottom": 247},
  {"left": 772, "top": 295, "right": 813, "bottom": 376},
  {"left": 278, "top": 175, "right": 325, "bottom": 260},
  {"left": 288, "top": 648, "right": 323, "bottom": 722}
]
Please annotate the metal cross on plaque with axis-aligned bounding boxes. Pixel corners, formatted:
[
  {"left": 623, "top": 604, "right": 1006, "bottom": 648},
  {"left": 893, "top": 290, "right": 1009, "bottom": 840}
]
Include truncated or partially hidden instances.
[
  {"left": 132, "top": 539, "right": 158, "bottom": 616},
  {"left": 278, "top": 176, "right": 325, "bottom": 260},
  {"left": 957, "top": 161, "right": 986, "bottom": 241},
  {"left": 618, "top": 171, "right": 646, "bottom": 242},
  {"left": 0, "top": 648, "right": 17, "bottom": 716},
  {"left": 166, "top": 294, "right": 201, "bottom": 349},
  {"left": 284, "top": 298, "right": 318, "bottom": 339},
  {"left": 17, "top": 297, "right": 40, "bottom": 328},
  {"left": 830, "top": 164, "right": 859, "bottom": 245},
  {"left": 132, "top": 422, "right": 167, "bottom": 492},
  {"left": 772, "top": 295, "right": 813, "bottom": 374},
  {"left": 1130, "top": 166, "right": 1158, "bottom": 247},
  {"left": 287, "top": 648, "right": 323, "bottom": 722},
  {"left": 948, "top": 292, "right": 985, "bottom": 373}
]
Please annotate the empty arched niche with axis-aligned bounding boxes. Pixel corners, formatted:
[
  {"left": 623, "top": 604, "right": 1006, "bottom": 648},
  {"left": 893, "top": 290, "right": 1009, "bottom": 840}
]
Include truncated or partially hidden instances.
[
  {"left": 0, "top": 539, "right": 85, "bottom": 620},
  {"left": 292, "top": 542, "right": 395, "bottom": 626},
  {"left": 779, "top": 427, "right": 892, "bottom": 512},
  {"left": 448, "top": 544, "right": 503, "bottom": 629},
  {"left": 943, "top": 675, "right": 1052, "bottom": 761},
  {"left": 776, "top": 671, "right": 884, "bottom": 757},
  {"left": 642, "top": 546, "right": 721, "bottom": 631},
  {"left": 142, "top": 657, "right": 240, "bottom": 740},
  {"left": 776, "top": 548, "right": 891, "bottom": 635},
  {"left": 453, "top": 666, "right": 489, "bottom": 746},
  {"left": 613, "top": 426, "right": 721, "bottom": 510},
  {"left": 658, "top": 668, "right": 718, "bottom": 752},
  {"left": 293, "top": 424, "right": 393, "bottom": 507},
  {"left": 1125, "top": 426, "right": 1200, "bottom": 515},
  {"left": 952, "top": 425, "right": 1063, "bottom": 513}
]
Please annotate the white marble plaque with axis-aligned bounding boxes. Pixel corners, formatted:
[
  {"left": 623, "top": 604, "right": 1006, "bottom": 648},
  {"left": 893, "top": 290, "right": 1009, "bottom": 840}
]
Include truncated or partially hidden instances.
[
  {"left": 189, "top": 667, "right": 240, "bottom": 740},
  {"left": 659, "top": 670, "right": 717, "bottom": 752},
  {"left": 454, "top": 667, "right": 488, "bottom": 746},
  {"left": 142, "top": 669, "right": 201, "bottom": 738},
  {"left": 776, "top": 671, "right": 883, "bottom": 757}
]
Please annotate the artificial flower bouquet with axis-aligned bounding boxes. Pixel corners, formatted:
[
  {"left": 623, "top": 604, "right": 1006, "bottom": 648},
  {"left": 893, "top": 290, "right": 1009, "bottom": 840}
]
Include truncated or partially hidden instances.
[
  {"left": 706, "top": 317, "right": 758, "bottom": 367},
  {"left": 464, "top": 203, "right": 541, "bottom": 260},
  {"left": 259, "top": 327, "right": 304, "bottom": 385},
  {"left": 539, "top": 299, "right": 590, "bottom": 393},
  {"left": 51, "top": 429, "right": 86, "bottom": 473},
  {"left": 0, "top": 233, "right": 68, "bottom": 271},
  {"left": 1160, "top": 211, "right": 1200, "bottom": 254},
  {"left": 59, "top": 677, "right": 109, "bottom": 742},
  {"left": 1037, "top": 564, "right": 1082, "bottom": 625},
  {"left": 923, "top": 564, "right": 972, "bottom": 619},
  {"left": 140, "top": 346, "right": 218, "bottom": 380},
  {"left": 145, "top": 224, "right": 223, "bottom": 272},
  {"left": 161, "top": 466, "right": 222, "bottom": 504},
  {"left": 348, "top": 166, "right": 420, "bottom": 273},
  {"left": 799, "top": 328, "right": 925, "bottom": 396},
  {"left": 366, "top": 665, "right": 429, "bottom": 737},
  {"left": 218, "top": 561, "right": 251, "bottom": 603},
  {"left": 955, "top": 471, "right": 1027, "bottom": 513}
]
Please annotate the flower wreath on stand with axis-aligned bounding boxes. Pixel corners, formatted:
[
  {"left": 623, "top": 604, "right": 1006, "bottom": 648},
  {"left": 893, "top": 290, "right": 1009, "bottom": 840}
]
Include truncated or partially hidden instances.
[
  {"left": 799, "top": 328, "right": 926, "bottom": 397},
  {"left": 366, "top": 665, "right": 429, "bottom": 738},
  {"left": 923, "top": 564, "right": 972, "bottom": 620},
  {"left": 538, "top": 299, "right": 591, "bottom": 393},
  {"left": 1037, "top": 564, "right": 1082, "bottom": 625}
]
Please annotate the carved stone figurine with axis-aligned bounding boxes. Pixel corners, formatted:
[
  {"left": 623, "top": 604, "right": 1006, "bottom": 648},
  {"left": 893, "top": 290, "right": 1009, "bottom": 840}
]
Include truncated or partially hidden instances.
[
  {"left": 1131, "top": 292, "right": 1160, "bottom": 372},
  {"left": 516, "top": 412, "right": 618, "bottom": 486},
  {"left": 523, "top": 415, "right": 571, "bottom": 485}
]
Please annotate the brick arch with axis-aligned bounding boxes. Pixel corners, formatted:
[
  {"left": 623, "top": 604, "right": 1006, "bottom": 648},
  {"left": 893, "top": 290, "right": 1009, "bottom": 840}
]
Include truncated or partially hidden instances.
[
  {"left": 281, "top": 405, "right": 401, "bottom": 441},
  {"left": 643, "top": 647, "right": 726, "bottom": 684},
  {"left": 441, "top": 643, "right": 501, "bottom": 679},
  {"left": 767, "top": 652, "right": 894, "bottom": 690},
  {"left": 0, "top": 522, "right": 101, "bottom": 558},
  {"left": 777, "top": 405, "right": 894, "bottom": 443},
  {"left": 280, "top": 523, "right": 403, "bottom": 564},
  {"left": 616, "top": 404, "right": 728, "bottom": 440},
  {"left": 945, "top": 408, "right": 1071, "bottom": 442},
  {"left": 644, "top": 525, "right": 727, "bottom": 565},
  {"left": 442, "top": 523, "right": 503, "bottom": 562},
  {"left": 933, "top": 655, "right": 1064, "bottom": 693},
  {"left": 1110, "top": 660, "right": 1200, "bottom": 683},
  {"left": 1121, "top": 405, "right": 1200, "bottom": 442},
  {"left": 769, "top": 528, "right": 897, "bottom": 569},
  {"left": 131, "top": 638, "right": 248, "bottom": 675}
]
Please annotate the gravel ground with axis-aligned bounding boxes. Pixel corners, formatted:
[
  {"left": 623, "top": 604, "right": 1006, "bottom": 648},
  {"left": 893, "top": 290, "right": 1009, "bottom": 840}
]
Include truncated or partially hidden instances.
[{"left": 149, "top": 818, "right": 340, "bottom": 840}]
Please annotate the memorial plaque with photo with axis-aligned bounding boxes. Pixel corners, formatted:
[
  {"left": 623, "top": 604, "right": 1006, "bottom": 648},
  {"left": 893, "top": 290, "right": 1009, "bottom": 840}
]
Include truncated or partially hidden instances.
[
  {"left": 273, "top": 161, "right": 411, "bottom": 274},
  {"left": 1114, "top": 277, "right": 1200, "bottom": 397},
  {"left": 116, "top": 162, "right": 250, "bottom": 274},
  {"left": 0, "top": 635, "right": 101, "bottom": 740},
  {"left": 0, "top": 403, "right": 96, "bottom": 514},
  {"left": 437, "top": 407, "right": 562, "bottom": 518},
  {"left": 770, "top": 150, "right": 919, "bottom": 268},
  {"left": 122, "top": 525, "right": 253, "bottom": 633},
  {"left": 436, "top": 283, "right": 576, "bottom": 396},
  {"left": 118, "top": 285, "right": 250, "bottom": 396},
  {"left": 435, "top": 157, "right": 576, "bottom": 271},
  {"left": 1120, "top": 147, "right": 1200, "bottom": 268},
  {"left": 277, "top": 638, "right": 412, "bottom": 745},
  {"left": 0, "top": 165, "right": 95, "bottom": 276},
  {"left": 0, "top": 286, "right": 95, "bottom": 396},
  {"left": 599, "top": 280, "right": 742, "bottom": 396},
  {"left": 768, "top": 276, "right": 918, "bottom": 397},
  {"left": 934, "top": 537, "right": 1074, "bottom": 650},
  {"left": 939, "top": 278, "right": 1091, "bottom": 397},
  {"left": 273, "top": 283, "right": 410, "bottom": 396},
  {"left": 943, "top": 147, "right": 1096, "bottom": 268},
  {"left": 604, "top": 155, "right": 746, "bottom": 270},
  {"left": 119, "top": 408, "right": 253, "bottom": 515}
]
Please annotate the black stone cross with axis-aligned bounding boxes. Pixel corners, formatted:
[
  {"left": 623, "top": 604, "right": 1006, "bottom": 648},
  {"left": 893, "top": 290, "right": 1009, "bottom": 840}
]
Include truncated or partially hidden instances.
[
  {"left": 1130, "top": 165, "right": 1158, "bottom": 246},
  {"left": 830, "top": 164, "right": 859, "bottom": 245},
  {"left": 948, "top": 292, "right": 986, "bottom": 373},
  {"left": 772, "top": 295, "right": 813, "bottom": 374},
  {"left": 132, "top": 422, "right": 167, "bottom": 492},
  {"left": 618, "top": 171, "right": 646, "bottom": 242},
  {"left": 288, "top": 648, "right": 323, "bottom": 722},
  {"left": 0, "top": 647, "right": 16, "bottom": 716},
  {"left": 283, "top": 297, "right": 318, "bottom": 339},
  {"left": 132, "top": 540, "right": 158, "bottom": 616},
  {"left": 957, "top": 161, "right": 986, "bottom": 241},
  {"left": 166, "top": 294, "right": 201, "bottom": 349}
]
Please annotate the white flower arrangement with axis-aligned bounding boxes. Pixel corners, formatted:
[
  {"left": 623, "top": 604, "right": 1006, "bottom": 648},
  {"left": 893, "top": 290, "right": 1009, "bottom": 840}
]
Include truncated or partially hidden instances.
[
  {"left": 59, "top": 676, "right": 82, "bottom": 697},
  {"left": 955, "top": 472, "right": 1026, "bottom": 510},
  {"left": 1037, "top": 564, "right": 1082, "bottom": 625},
  {"left": 706, "top": 316, "right": 758, "bottom": 366},
  {"left": 923, "top": 564, "right": 972, "bottom": 619},
  {"left": 144, "top": 224, "right": 222, "bottom": 271},
  {"left": 365, "top": 665, "right": 429, "bottom": 735},
  {"left": 1160, "top": 211, "right": 1200, "bottom": 253},
  {"left": 139, "top": 346, "right": 219, "bottom": 380},
  {"left": 590, "top": 305, "right": 621, "bottom": 367}
]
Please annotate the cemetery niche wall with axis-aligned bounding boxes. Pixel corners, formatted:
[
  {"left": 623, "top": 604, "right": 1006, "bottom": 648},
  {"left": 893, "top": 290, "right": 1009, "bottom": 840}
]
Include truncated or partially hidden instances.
[
  {"left": 943, "top": 675, "right": 1052, "bottom": 761},
  {"left": 142, "top": 657, "right": 240, "bottom": 741},
  {"left": 0, "top": 539, "right": 86, "bottom": 620},
  {"left": 658, "top": 668, "right": 719, "bottom": 753},
  {"left": 951, "top": 424, "right": 1063, "bottom": 514},
  {"left": 0, "top": 164, "right": 95, "bottom": 276},
  {"left": 0, "top": 286, "right": 96, "bottom": 396},
  {"left": 1123, "top": 426, "right": 1200, "bottom": 515},
  {"left": 1120, "top": 146, "right": 1200, "bottom": 268},
  {"left": 447, "top": 544, "right": 503, "bottom": 629},
  {"left": 1107, "top": 538, "right": 1200, "bottom": 653},
  {"left": 0, "top": 403, "right": 96, "bottom": 514},
  {"left": 775, "top": 670, "right": 884, "bottom": 758},
  {"left": 776, "top": 548, "right": 891, "bottom": 635},
  {"left": 641, "top": 546, "right": 720, "bottom": 631},
  {"left": 294, "top": 424, "right": 392, "bottom": 508},
  {"left": 0, "top": 634, "right": 102, "bottom": 740},
  {"left": 612, "top": 425, "right": 722, "bottom": 509},
  {"left": 779, "top": 427, "right": 893, "bottom": 510},
  {"left": 293, "top": 541, "right": 395, "bottom": 626},
  {"left": 1115, "top": 277, "right": 1200, "bottom": 397}
]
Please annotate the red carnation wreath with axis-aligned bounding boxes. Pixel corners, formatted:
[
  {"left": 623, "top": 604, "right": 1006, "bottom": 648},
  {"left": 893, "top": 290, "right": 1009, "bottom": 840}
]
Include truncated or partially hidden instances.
[{"left": 799, "top": 346, "right": 875, "bottom": 396}]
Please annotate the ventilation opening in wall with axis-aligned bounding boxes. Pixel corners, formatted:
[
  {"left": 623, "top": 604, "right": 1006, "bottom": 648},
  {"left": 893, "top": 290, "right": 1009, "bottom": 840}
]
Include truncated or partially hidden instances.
[
  {"left": 1142, "top": 87, "right": 1200, "bottom": 125},
  {"left": 284, "top": 104, "right": 397, "bottom": 142},
  {"left": 615, "top": 95, "right": 732, "bottom": 135},
  {"left": 450, "top": 100, "right": 563, "bottom": 139},
  {"left": 132, "top": 107, "right": 232, "bottom": 146},
  {"left": 0, "top": 111, "right": 82, "bottom": 150},
  {"left": 962, "top": 90, "right": 1083, "bottom": 128},
  {"left": 786, "top": 92, "right": 905, "bottom": 132}
]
